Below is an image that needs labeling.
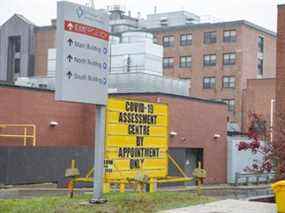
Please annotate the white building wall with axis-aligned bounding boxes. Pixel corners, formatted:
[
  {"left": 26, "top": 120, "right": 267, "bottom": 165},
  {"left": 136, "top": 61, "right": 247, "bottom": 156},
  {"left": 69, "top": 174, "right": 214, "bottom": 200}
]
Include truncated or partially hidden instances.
[
  {"left": 227, "top": 136, "right": 271, "bottom": 184},
  {"left": 111, "top": 32, "right": 163, "bottom": 76}
]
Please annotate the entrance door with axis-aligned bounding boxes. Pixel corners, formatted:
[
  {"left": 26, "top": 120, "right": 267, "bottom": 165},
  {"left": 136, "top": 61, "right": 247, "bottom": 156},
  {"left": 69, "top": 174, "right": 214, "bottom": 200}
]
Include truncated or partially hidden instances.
[{"left": 184, "top": 148, "right": 203, "bottom": 186}]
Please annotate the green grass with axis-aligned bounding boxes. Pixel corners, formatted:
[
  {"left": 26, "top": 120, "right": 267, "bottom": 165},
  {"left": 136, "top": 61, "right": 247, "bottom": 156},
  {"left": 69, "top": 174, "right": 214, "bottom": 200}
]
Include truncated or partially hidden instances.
[{"left": 0, "top": 192, "right": 215, "bottom": 213}]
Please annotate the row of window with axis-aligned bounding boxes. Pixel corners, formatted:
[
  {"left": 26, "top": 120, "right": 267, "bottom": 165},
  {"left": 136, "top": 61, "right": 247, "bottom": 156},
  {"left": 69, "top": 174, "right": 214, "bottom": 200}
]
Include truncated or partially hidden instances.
[
  {"left": 203, "top": 76, "right": 235, "bottom": 89},
  {"left": 163, "top": 53, "right": 236, "bottom": 68},
  {"left": 162, "top": 30, "right": 237, "bottom": 47}
]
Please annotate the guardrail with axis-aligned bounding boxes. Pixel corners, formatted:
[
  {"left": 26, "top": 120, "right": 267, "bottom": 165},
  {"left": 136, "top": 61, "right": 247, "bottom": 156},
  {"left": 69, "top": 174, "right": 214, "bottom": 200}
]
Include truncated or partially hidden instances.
[
  {"left": 235, "top": 172, "right": 276, "bottom": 186},
  {"left": 0, "top": 124, "right": 36, "bottom": 146}
]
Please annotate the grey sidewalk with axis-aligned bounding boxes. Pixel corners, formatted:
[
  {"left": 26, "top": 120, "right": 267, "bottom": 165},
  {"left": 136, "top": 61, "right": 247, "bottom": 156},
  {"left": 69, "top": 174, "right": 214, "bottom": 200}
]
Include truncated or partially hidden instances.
[{"left": 161, "top": 199, "right": 276, "bottom": 213}]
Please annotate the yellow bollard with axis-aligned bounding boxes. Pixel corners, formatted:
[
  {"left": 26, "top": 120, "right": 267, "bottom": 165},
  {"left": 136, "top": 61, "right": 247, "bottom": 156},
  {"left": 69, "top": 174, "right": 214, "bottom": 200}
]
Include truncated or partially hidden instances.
[
  {"left": 119, "top": 182, "right": 125, "bottom": 192},
  {"left": 149, "top": 178, "right": 157, "bottom": 192},
  {"left": 103, "top": 182, "right": 110, "bottom": 193}
]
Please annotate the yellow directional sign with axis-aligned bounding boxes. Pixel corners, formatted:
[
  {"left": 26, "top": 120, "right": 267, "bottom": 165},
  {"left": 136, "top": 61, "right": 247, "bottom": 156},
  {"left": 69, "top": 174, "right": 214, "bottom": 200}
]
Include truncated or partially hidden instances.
[{"left": 104, "top": 98, "right": 169, "bottom": 180}]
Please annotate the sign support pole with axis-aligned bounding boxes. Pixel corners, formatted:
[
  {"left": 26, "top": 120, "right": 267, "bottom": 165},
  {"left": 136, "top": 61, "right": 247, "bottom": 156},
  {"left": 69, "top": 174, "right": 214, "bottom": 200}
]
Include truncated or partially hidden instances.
[{"left": 90, "top": 105, "right": 107, "bottom": 203}]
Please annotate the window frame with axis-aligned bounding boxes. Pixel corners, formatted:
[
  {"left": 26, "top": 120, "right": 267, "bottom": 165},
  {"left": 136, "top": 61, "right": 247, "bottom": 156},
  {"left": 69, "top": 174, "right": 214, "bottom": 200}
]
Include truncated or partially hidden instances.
[
  {"left": 14, "top": 58, "right": 20, "bottom": 74},
  {"left": 204, "top": 31, "right": 217, "bottom": 44},
  {"left": 223, "top": 52, "right": 236, "bottom": 65},
  {"left": 203, "top": 54, "right": 217, "bottom": 66},
  {"left": 179, "top": 56, "right": 192, "bottom": 68},
  {"left": 163, "top": 35, "right": 175, "bottom": 48},
  {"left": 163, "top": 57, "right": 174, "bottom": 69},
  {"left": 258, "top": 36, "right": 264, "bottom": 53},
  {"left": 257, "top": 58, "right": 264, "bottom": 76},
  {"left": 180, "top": 33, "right": 192, "bottom": 46},
  {"left": 222, "top": 76, "right": 236, "bottom": 88},
  {"left": 223, "top": 30, "right": 237, "bottom": 43},
  {"left": 223, "top": 99, "right": 235, "bottom": 112},
  {"left": 203, "top": 76, "right": 216, "bottom": 89}
]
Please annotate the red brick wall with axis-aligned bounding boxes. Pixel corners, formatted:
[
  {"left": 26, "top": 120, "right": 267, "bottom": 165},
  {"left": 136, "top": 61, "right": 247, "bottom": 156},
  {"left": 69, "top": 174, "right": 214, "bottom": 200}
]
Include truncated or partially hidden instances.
[
  {"left": 242, "top": 78, "right": 275, "bottom": 131},
  {"left": 34, "top": 29, "right": 56, "bottom": 76},
  {"left": 0, "top": 86, "right": 227, "bottom": 183},
  {"left": 276, "top": 5, "right": 285, "bottom": 118},
  {"left": 0, "top": 86, "right": 95, "bottom": 147}
]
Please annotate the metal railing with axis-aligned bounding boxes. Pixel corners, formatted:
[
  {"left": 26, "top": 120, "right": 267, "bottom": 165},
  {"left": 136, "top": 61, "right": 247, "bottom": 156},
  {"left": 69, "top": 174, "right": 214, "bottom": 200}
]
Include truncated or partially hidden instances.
[
  {"left": 234, "top": 172, "right": 276, "bottom": 186},
  {"left": 0, "top": 124, "right": 36, "bottom": 146}
]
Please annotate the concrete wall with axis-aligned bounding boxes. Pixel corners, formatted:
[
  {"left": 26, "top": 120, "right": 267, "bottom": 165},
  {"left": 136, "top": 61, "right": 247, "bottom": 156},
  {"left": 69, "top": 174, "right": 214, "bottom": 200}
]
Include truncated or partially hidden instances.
[
  {"left": 111, "top": 32, "right": 163, "bottom": 76},
  {"left": 0, "top": 147, "right": 93, "bottom": 185},
  {"left": 227, "top": 136, "right": 268, "bottom": 184}
]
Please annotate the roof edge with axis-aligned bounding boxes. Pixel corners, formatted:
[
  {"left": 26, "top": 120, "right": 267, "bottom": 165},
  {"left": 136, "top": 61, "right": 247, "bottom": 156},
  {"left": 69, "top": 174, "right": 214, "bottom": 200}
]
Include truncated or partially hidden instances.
[{"left": 0, "top": 83, "right": 226, "bottom": 106}]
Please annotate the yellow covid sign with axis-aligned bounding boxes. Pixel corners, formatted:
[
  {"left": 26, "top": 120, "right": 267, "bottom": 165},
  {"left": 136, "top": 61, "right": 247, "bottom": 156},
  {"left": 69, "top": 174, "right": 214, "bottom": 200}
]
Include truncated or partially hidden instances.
[{"left": 104, "top": 98, "right": 168, "bottom": 180}]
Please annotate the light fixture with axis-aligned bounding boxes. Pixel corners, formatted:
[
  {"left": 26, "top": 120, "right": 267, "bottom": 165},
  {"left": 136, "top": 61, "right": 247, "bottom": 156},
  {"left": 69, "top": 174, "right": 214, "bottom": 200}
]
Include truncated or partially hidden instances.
[
  {"left": 169, "top": 131, "right": 177, "bottom": 136},
  {"left": 49, "top": 121, "right": 59, "bottom": 127},
  {"left": 213, "top": 134, "right": 221, "bottom": 140}
]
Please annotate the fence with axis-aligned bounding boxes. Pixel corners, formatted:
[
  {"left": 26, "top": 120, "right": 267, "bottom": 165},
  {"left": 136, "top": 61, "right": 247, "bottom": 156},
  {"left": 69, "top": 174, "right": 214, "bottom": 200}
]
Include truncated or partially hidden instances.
[{"left": 0, "top": 124, "right": 36, "bottom": 146}]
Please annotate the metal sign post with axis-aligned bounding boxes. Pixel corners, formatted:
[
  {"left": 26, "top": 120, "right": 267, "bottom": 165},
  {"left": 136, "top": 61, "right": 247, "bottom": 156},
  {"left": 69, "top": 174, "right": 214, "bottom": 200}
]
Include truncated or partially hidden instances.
[
  {"left": 55, "top": 1, "right": 110, "bottom": 203},
  {"left": 91, "top": 105, "right": 106, "bottom": 203}
]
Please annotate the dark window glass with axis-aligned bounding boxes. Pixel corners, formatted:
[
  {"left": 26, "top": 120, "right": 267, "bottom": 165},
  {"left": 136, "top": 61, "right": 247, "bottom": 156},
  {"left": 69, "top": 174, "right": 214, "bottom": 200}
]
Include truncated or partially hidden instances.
[
  {"left": 223, "top": 53, "right": 236, "bottom": 65},
  {"left": 223, "top": 30, "right": 237, "bottom": 43},
  {"left": 14, "top": 58, "right": 20, "bottom": 74},
  {"left": 180, "top": 34, "right": 192, "bottom": 46},
  {"left": 258, "top": 58, "right": 263, "bottom": 76},
  {"left": 223, "top": 99, "right": 235, "bottom": 112},
  {"left": 163, "top": 57, "right": 174, "bottom": 68},
  {"left": 14, "top": 36, "right": 21, "bottom": 52},
  {"left": 163, "top": 35, "right": 174, "bottom": 47},
  {"left": 180, "top": 56, "right": 192, "bottom": 68},
  {"left": 203, "top": 54, "right": 216, "bottom": 66},
  {"left": 203, "top": 77, "right": 216, "bottom": 89},
  {"left": 223, "top": 76, "right": 235, "bottom": 88},
  {"left": 258, "top": 36, "right": 264, "bottom": 53},
  {"left": 204, "top": 31, "right": 217, "bottom": 44}
]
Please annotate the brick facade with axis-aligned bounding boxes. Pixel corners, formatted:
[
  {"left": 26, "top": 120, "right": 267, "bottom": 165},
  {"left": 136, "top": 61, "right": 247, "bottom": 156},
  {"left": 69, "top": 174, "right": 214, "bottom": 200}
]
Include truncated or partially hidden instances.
[
  {"left": 0, "top": 85, "right": 227, "bottom": 183},
  {"left": 34, "top": 28, "right": 56, "bottom": 76},
  {"left": 153, "top": 22, "right": 276, "bottom": 130},
  {"left": 242, "top": 78, "right": 275, "bottom": 130},
  {"left": 276, "top": 5, "right": 285, "bottom": 117}
]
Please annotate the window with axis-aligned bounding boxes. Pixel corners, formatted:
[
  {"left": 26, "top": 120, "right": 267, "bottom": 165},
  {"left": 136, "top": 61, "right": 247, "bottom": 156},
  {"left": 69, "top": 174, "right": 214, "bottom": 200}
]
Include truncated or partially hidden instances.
[
  {"left": 258, "top": 36, "right": 264, "bottom": 53},
  {"left": 223, "top": 53, "right": 236, "bottom": 65},
  {"left": 163, "top": 35, "right": 174, "bottom": 47},
  {"left": 180, "top": 34, "right": 192, "bottom": 46},
  {"left": 153, "top": 36, "right": 158, "bottom": 44},
  {"left": 223, "top": 99, "right": 235, "bottom": 112},
  {"left": 180, "top": 56, "right": 192, "bottom": 68},
  {"left": 160, "top": 17, "right": 168, "bottom": 26},
  {"left": 14, "top": 58, "right": 20, "bottom": 74},
  {"left": 223, "top": 76, "right": 235, "bottom": 88},
  {"left": 163, "top": 57, "right": 174, "bottom": 68},
  {"left": 204, "top": 31, "right": 217, "bottom": 44},
  {"left": 258, "top": 58, "right": 263, "bottom": 76},
  {"left": 13, "top": 36, "right": 21, "bottom": 53},
  {"left": 203, "top": 54, "right": 216, "bottom": 66},
  {"left": 203, "top": 77, "right": 216, "bottom": 89},
  {"left": 223, "top": 30, "right": 236, "bottom": 43}
]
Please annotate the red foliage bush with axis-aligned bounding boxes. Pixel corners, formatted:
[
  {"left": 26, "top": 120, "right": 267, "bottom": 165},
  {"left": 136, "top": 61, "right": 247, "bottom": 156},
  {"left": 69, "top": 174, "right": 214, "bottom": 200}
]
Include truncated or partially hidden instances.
[{"left": 238, "top": 112, "right": 285, "bottom": 179}]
